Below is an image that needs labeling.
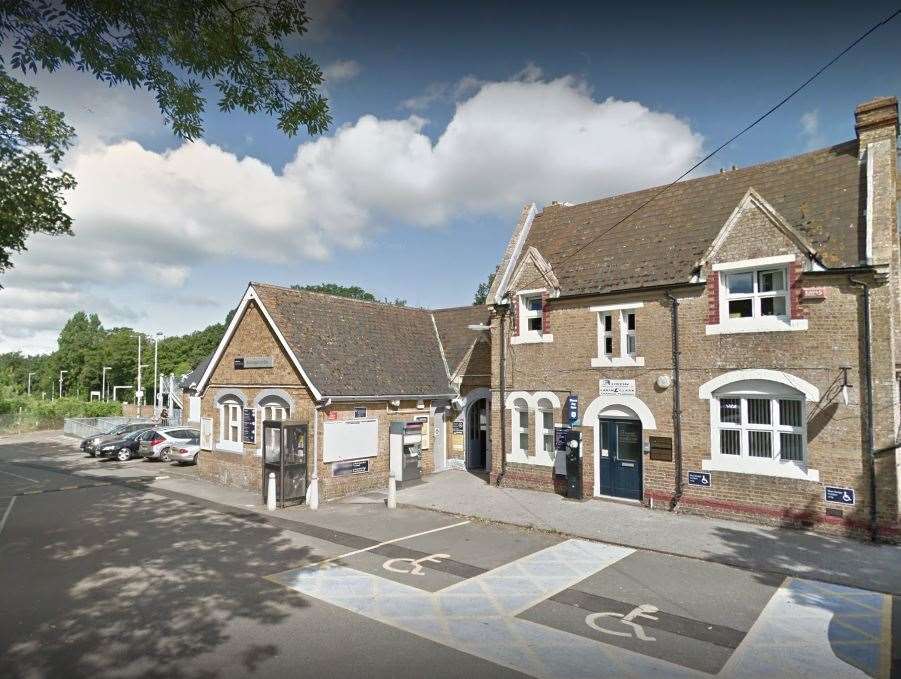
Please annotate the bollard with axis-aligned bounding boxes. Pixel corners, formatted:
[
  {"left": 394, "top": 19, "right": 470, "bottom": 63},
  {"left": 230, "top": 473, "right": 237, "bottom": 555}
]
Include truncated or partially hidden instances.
[
  {"left": 267, "top": 472, "right": 277, "bottom": 511},
  {"left": 387, "top": 472, "right": 397, "bottom": 509},
  {"left": 308, "top": 474, "right": 319, "bottom": 510}
]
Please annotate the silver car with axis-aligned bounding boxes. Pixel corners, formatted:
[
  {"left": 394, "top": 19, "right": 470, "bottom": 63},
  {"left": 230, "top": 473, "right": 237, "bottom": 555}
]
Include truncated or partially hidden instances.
[
  {"left": 169, "top": 442, "right": 201, "bottom": 465},
  {"left": 140, "top": 427, "right": 200, "bottom": 462}
]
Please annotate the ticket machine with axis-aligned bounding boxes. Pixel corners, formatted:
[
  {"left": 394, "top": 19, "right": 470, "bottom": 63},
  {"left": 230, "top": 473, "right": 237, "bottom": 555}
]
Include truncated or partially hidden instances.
[{"left": 389, "top": 421, "right": 423, "bottom": 486}]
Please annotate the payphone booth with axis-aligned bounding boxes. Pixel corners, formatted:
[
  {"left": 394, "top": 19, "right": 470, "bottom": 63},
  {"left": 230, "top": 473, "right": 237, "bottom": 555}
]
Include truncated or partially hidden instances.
[{"left": 262, "top": 420, "right": 308, "bottom": 508}]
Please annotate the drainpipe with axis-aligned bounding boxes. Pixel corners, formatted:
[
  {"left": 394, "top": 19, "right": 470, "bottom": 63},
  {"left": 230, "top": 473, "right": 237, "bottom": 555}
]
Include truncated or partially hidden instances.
[
  {"left": 496, "top": 303, "right": 508, "bottom": 486},
  {"left": 849, "top": 277, "right": 877, "bottom": 541},
  {"left": 665, "top": 291, "right": 684, "bottom": 510}
]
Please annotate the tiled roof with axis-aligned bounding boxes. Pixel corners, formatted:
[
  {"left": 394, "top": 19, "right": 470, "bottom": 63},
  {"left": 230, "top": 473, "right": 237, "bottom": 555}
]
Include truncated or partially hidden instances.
[
  {"left": 432, "top": 305, "right": 491, "bottom": 374},
  {"left": 251, "top": 283, "right": 454, "bottom": 398},
  {"left": 521, "top": 140, "right": 864, "bottom": 297},
  {"left": 181, "top": 352, "right": 213, "bottom": 391}
]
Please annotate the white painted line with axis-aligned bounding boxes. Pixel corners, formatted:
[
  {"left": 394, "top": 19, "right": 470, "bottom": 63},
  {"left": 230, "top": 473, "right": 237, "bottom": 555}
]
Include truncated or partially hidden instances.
[
  {"left": 302, "top": 519, "right": 471, "bottom": 570},
  {"left": 0, "top": 467, "right": 39, "bottom": 484},
  {"left": 0, "top": 496, "right": 16, "bottom": 537},
  {"left": 154, "top": 475, "right": 170, "bottom": 480}
]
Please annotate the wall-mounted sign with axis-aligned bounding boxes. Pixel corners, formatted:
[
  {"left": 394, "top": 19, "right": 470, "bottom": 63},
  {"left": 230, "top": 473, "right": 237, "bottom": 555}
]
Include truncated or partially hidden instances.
[
  {"left": 354, "top": 407, "right": 367, "bottom": 418},
  {"left": 648, "top": 436, "right": 673, "bottom": 462},
  {"left": 242, "top": 408, "right": 256, "bottom": 443},
  {"left": 824, "top": 486, "right": 855, "bottom": 505},
  {"left": 801, "top": 287, "right": 827, "bottom": 300},
  {"left": 234, "top": 356, "right": 274, "bottom": 369},
  {"left": 554, "top": 426, "right": 571, "bottom": 451},
  {"left": 332, "top": 459, "right": 370, "bottom": 476},
  {"left": 452, "top": 419, "right": 464, "bottom": 434},
  {"left": 565, "top": 395, "right": 579, "bottom": 425},
  {"left": 600, "top": 379, "right": 636, "bottom": 396},
  {"left": 688, "top": 471, "right": 711, "bottom": 487},
  {"left": 326, "top": 410, "right": 338, "bottom": 421},
  {"left": 414, "top": 415, "right": 430, "bottom": 449}
]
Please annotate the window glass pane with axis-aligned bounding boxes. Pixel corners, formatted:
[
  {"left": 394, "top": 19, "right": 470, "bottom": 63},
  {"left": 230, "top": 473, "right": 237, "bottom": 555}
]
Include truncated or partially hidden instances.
[
  {"left": 720, "top": 398, "right": 740, "bottom": 424},
  {"left": 604, "top": 337, "right": 613, "bottom": 355},
  {"left": 728, "top": 299, "right": 753, "bottom": 318},
  {"left": 616, "top": 424, "right": 641, "bottom": 461},
  {"left": 604, "top": 314, "right": 612, "bottom": 332},
  {"left": 758, "top": 269, "right": 785, "bottom": 292},
  {"left": 748, "top": 431, "right": 773, "bottom": 457},
  {"left": 747, "top": 398, "right": 771, "bottom": 424},
  {"left": 527, "top": 317, "right": 543, "bottom": 332},
  {"left": 518, "top": 410, "right": 528, "bottom": 429},
  {"left": 519, "top": 432, "right": 529, "bottom": 451},
  {"left": 727, "top": 272, "right": 753, "bottom": 294},
  {"left": 760, "top": 296, "right": 787, "bottom": 316},
  {"left": 542, "top": 411, "right": 553, "bottom": 429},
  {"left": 626, "top": 334, "right": 636, "bottom": 355},
  {"left": 720, "top": 429, "right": 741, "bottom": 455},
  {"left": 779, "top": 399, "right": 802, "bottom": 427},
  {"left": 626, "top": 313, "right": 635, "bottom": 331},
  {"left": 543, "top": 433, "right": 554, "bottom": 453},
  {"left": 780, "top": 433, "right": 804, "bottom": 461},
  {"left": 528, "top": 297, "right": 543, "bottom": 311}
]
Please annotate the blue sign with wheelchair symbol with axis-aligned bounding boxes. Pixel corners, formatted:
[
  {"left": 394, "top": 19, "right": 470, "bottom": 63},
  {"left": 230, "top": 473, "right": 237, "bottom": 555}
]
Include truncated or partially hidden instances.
[
  {"left": 824, "top": 486, "right": 854, "bottom": 505},
  {"left": 687, "top": 471, "right": 711, "bottom": 487}
]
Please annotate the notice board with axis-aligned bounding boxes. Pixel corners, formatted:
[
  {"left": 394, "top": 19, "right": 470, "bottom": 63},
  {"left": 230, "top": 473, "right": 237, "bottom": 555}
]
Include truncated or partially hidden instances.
[{"left": 323, "top": 418, "right": 379, "bottom": 463}]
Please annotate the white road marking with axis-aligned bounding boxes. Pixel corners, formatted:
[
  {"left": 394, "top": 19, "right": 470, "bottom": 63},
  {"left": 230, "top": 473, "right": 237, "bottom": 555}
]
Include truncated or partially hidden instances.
[
  {"left": 0, "top": 467, "right": 39, "bottom": 484},
  {"left": 383, "top": 553, "right": 451, "bottom": 575},
  {"left": 300, "top": 519, "right": 470, "bottom": 570},
  {"left": 0, "top": 496, "right": 16, "bottom": 536}
]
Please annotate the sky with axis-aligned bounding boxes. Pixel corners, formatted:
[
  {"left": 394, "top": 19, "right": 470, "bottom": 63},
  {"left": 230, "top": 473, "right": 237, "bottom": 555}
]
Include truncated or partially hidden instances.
[{"left": 2, "top": 0, "right": 900, "bottom": 355}]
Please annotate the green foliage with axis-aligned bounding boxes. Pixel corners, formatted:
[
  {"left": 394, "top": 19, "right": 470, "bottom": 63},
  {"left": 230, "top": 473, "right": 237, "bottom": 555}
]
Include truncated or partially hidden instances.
[
  {"left": 2, "top": 0, "right": 331, "bottom": 140},
  {"left": 292, "top": 282, "right": 407, "bottom": 306},
  {"left": 473, "top": 272, "right": 496, "bottom": 305},
  {"left": 0, "top": 395, "right": 120, "bottom": 418},
  {"left": 0, "top": 66, "right": 76, "bottom": 275}
]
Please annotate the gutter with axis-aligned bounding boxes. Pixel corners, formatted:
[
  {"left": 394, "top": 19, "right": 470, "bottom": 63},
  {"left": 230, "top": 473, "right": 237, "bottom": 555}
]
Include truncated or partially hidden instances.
[
  {"left": 554, "top": 281, "right": 705, "bottom": 303},
  {"left": 848, "top": 277, "right": 878, "bottom": 541},
  {"left": 665, "top": 291, "right": 684, "bottom": 510},
  {"left": 324, "top": 393, "right": 456, "bottom": 402}
]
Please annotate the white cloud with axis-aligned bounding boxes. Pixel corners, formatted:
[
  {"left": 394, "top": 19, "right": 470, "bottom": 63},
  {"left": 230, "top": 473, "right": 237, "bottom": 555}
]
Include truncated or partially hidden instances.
[
  {"left": 322, "top": 59, "right": 361, "bottom": 82},
  {"left": 800, "top": 110, "right": 824, "bottom": 150},
  {"left": 2, "top": 70, "right": 703, "bottom": 352}
]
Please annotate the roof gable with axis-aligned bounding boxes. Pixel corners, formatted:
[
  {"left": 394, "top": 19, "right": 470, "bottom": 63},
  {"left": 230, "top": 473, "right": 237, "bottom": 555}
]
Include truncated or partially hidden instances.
[
  {"left": 431, "top": 305, "right": 491, "bottom": 376},
  {"left": 509, "top": 246, "right": 560, "bottom": 296}
]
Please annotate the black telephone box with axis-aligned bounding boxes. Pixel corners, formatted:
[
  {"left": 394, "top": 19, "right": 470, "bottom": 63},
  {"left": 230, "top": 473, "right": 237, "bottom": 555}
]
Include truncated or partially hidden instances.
[
  {"left": 565, "top": 429, "right": 583, "bottom": 500},
  {"left": 262, "top": 420, "right": 308, "bottom": 508}
]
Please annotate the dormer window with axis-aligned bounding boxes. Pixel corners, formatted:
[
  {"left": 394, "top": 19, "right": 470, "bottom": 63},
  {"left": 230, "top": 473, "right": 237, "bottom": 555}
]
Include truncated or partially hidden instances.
[
  {"left": 724, "top": 268, "right": 787, "bottom": 320},
  {"left": 512, "top": 289, "right": 553, "bottom": 344},
  {"left": 523, "top": 294, "right": 543, "bottom": 333}
]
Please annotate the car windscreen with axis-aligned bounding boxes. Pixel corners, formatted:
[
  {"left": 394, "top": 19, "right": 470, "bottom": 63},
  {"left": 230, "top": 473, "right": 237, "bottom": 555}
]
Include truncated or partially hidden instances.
[{"left": 124, "top": 429, "right": 149, "bottom": 440}]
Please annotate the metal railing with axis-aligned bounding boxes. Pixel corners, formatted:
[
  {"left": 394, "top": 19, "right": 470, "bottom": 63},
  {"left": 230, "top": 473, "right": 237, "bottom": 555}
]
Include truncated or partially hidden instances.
[
  {"left": 63, "top": 416, "right": 150, "bottom": 439},
  {"left": 0, "top": 413, "right": 65, "bottom": 437}
]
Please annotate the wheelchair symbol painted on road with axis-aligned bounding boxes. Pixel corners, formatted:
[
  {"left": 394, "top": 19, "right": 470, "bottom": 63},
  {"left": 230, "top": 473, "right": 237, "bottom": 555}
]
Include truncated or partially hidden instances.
[
  {"left": 383, "top": 553, "right": 450, "bottom": 576},
  {"left": 585, "top": 604, "right": 660, "bottom": 641}
]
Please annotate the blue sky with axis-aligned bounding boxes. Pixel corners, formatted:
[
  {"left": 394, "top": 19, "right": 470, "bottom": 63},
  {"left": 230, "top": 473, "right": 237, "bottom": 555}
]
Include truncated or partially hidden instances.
[{"left": 2, "top": 0, "right": 900, "bottom": 353}]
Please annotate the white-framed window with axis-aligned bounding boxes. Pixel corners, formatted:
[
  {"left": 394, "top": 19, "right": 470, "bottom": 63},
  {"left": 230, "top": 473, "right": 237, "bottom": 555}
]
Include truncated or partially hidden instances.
[
  {"left": 711, "top": 387, "right": 807, "bottom": 472},
  {"left": 590, "top": 302, "right": 644, "bottom": 367},
  {"left": 512, "top": 289, "right": 553, "bottom": 344},
  {"left": 513, "top": 398, "right": 529, "bottom": 456},
  {"left": 723, "top": 267, "right": 788, "bottom": 321},
  {"left": 260, "top": 402, "right": 288, "bottom": 423},
  {"left": 535, "top": 398, "right": 555, "bottom": 458},
  {"left": 217, "top": 396, "right": 244, "bottom": 452}
]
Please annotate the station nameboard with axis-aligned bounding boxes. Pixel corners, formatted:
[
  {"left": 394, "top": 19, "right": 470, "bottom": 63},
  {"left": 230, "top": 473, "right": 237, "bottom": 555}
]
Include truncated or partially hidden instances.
[{"left": 234, "top": 356, "right": 274, "bottom": 369}]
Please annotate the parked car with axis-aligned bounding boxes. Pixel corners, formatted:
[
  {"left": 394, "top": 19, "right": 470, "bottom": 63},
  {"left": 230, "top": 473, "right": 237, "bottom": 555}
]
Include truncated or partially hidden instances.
[
  {"left": 169, "top": 442, "right": 201, "bottom": 465},
  {"left": 140, "top": 427, "right": 200, "bottom": 462},
  {"left": 96, "top": 428, "right": 155, "bottom": 462},
  {"left": 81, "top": 422, "right": 152, "bottom": 457}
]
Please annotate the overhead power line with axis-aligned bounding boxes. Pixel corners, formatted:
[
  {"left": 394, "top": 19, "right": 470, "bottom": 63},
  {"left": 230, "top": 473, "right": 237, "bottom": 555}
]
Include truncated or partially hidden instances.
[{"left": 517, "top": 7, "right": 901, "bottom": 292}]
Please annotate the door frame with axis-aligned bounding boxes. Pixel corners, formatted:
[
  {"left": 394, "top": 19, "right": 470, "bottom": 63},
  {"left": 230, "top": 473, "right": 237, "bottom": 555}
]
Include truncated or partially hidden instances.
[
  {"left": 596, "top": 416, "right": 643, "bottom": 500},
  {"left": 461, "top": 387, "right": 491, "bottom": 471},
  {"left": 586, "top": 395, "right": 656, "bottom": 499}
]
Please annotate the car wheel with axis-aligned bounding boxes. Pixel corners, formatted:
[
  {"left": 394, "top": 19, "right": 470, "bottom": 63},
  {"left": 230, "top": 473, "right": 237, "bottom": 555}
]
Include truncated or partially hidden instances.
[
  {"left": 161, "top": 448, "right": 171, "bottom": 462},
  {"left": 116, "top": 448, "right": 131, "bottom": 462},
  {"left": 88, "top": 451, "right": 96, "bottom": 458},
  {"left": 192, "top": 453, "right": 198, "bottom": 465}
]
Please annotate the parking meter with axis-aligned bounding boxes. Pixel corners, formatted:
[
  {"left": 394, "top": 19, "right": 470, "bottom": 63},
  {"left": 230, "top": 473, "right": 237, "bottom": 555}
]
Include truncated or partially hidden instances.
[{"left": 565, "top": 430, "right": 582, "bottom": 500}]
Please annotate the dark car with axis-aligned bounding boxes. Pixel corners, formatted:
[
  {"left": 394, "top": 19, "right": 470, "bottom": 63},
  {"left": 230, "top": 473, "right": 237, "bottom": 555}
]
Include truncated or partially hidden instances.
[
  {"left": 81, "top": 422, "right": 152, "bottom": 457},
  {"left": 96, "top": 428, "right": 155, "bottom": 462}
]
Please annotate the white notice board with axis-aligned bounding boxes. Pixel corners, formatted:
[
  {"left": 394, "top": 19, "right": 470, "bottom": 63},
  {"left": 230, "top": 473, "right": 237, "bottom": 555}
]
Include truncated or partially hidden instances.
[{"left": 323, "top": 418, "right": 379, "bottom": 463}]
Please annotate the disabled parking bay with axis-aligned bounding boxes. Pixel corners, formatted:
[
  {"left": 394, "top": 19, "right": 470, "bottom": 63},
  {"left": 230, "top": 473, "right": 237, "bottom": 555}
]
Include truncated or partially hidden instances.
[{"left": 268, "top": 519, "right": 893, "bottom": 679}]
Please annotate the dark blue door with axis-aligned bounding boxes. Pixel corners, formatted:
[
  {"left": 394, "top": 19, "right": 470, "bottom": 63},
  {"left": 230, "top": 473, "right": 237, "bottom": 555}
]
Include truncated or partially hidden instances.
[{"left": 598, "top": 418, "right": 642, "bottom": 500}]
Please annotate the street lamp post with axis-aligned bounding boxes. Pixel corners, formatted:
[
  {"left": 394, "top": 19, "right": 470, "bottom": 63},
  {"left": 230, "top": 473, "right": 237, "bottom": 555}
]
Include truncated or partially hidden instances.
[
  {"left": 152, "top": 331, "right": 162, "bottom": 415},
  {"left": 27, "top": 372, "right": 35, "bottom": 397},
  {"left": 58, "top": 370, "right": 68, "bottom": 399},
  {"left": 101, "top": 367, "right": 112, "bottom": 401}
]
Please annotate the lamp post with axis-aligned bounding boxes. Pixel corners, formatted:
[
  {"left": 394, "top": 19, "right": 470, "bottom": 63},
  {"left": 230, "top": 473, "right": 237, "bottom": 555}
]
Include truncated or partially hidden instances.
[
  {"left": 152, "top": 331, "right": 162, "bottom": 415},
  {"left": 58, "top": 370, "right": 68, "bottom": 399},
  {"left": 27, "top": 372, "right": 35, "bottom": 397},
  {"left": 101, "top": 366, "right": 112, "bottom": 401}
]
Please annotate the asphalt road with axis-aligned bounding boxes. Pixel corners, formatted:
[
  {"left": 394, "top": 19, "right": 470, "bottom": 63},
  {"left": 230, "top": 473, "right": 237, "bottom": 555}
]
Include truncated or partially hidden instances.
[{"left": 0, "top": 434, "right": 897, "bottom": 679}]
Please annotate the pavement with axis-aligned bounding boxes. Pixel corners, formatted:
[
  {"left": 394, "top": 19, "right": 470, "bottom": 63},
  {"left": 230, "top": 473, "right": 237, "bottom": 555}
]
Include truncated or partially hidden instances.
[
  {"left": 0, "top": 431, "right": 898, "bottom": 679},
  {"left": 395, "top": 469, "right": 901, "bottom": 595}
]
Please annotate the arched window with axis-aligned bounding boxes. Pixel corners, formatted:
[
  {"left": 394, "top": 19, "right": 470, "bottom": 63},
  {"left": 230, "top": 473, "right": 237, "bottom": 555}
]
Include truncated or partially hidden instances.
[
  {"left": 535, "top": 397, "right": 555, "bottom": 458},
  {"left": 513, "top": 398, "right": 529, "bottom": 456},
  {"left": 259, "top": 396, "right": 289, "bottom": 423},
  {"left": 217, "top": 394, "right": 244, "bottom": 452}
]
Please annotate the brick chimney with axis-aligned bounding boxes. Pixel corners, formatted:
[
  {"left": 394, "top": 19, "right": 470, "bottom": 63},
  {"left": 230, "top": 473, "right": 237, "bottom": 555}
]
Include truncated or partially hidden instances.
[{"left": 855, "top": 97, "right": 898, "bottom": 266}]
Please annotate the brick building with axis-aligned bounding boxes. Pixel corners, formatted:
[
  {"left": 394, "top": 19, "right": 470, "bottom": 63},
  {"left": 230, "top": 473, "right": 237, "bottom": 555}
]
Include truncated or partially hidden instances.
[
  {"left": 485, "top": 96, "right": 900, "bottom": 539},
  {"left": 193, "top": 283, "right": 489, "bottom": 502}
]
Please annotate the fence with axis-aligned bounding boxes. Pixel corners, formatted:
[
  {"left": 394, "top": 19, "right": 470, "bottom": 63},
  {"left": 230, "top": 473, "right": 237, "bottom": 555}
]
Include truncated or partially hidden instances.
[
  {"left": 0, "top": 413, "right": 66, "bottom": 437},
  {"left": 62, "top": 413, "right": 181, "bottom": 439}
]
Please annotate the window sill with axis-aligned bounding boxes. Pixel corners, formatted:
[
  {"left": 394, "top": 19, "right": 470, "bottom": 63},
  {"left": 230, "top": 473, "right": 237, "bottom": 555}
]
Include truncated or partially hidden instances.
[
  {"left": 591, "top": 356, "right": 645, "bottom": 368},
  {"left": 701, "top": 456, "right": 819, "bottom": 482},
  {"left": 507, "top": 452, "right": 555, "bottom": 467},
  {"left": 705, "top": 318, "right": 808, "bottom": 336},
  {"left": 511, "top": 333, "right": 554, "bottom": 345},
  {"left": 215, "top": 441, "right": 244, "bottom": 454}
]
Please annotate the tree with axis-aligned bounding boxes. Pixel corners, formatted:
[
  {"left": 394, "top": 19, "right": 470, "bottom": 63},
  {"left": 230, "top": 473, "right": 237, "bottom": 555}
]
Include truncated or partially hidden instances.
[
  {"left": 1, "top": 0, "right": 331, "bottom": 276},
  {"left": 473, "top": 272, "right": 496, "bottom": 305},
  {"left": 0, "top": 68, "right": 75, "bottom": 276},
  {"left": 292, "top": 282, "right": 407, "bottom": 306}
]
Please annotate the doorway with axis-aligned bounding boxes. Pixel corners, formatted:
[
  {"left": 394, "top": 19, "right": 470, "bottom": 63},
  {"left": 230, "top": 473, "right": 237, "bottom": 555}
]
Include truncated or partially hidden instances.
[
  {"left": 597, "top": 418, "right": 642, "bottom": 500},
  {"left": 466, "top": 398, "right": 488, "bottom": 470}
]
